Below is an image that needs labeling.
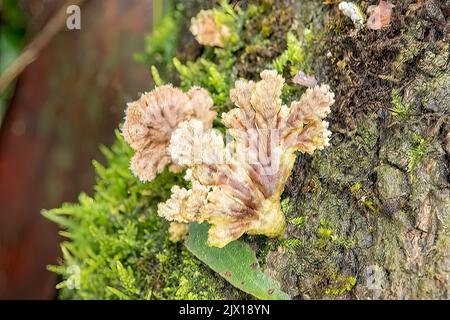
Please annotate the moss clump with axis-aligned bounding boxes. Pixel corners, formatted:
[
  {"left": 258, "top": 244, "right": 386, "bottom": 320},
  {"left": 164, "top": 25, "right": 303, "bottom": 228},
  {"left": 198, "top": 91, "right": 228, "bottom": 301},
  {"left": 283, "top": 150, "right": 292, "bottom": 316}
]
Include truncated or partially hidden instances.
[
  {"left": 407, "top": 133, "right": 429, "bottom": 173},
  {"left": 44, "top": 132, "right": 244, "bottom": 299},
  {"left": 168, "top": 2, "right": 244, "bottom": 113},
  {"left": 289, "top": 217, "right": 305, "bottom": 228},
  {"left": 173, "top": 54, "right": 234, "bottom": 108},
  {"left": 311, "top": 115, "right": 379, "bottom": 186},
  {"left": 272, "top": 30, "right": 314, "bottom": 77},
  {"left": 134, "top": 3, "right": 183, "bottom": 82},
  {"left": 280, "top": 239, "right": 302, "bottom": 251},
  {"left": 390, "top": 89, "right": 415, "bottom": 118},
  {"left": 324, "top": 273, "right": 356, "bottom": 297}
]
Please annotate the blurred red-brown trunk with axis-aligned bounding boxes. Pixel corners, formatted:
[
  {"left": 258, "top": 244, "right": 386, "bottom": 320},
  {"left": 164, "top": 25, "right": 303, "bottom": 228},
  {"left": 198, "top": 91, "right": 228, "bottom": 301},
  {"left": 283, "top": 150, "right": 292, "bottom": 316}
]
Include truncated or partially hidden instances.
[{"left": 0, "top": 0, "right": 152, "bottom": 299}]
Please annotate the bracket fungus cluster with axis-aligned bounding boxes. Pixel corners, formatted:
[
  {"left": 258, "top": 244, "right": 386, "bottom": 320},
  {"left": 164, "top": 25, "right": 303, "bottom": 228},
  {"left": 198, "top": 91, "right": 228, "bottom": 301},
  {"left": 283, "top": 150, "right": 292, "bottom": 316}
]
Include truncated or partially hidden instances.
[
  {"left": 122, "top": 85, "right": 216, "bottom": 182},
  {"left": 122, "top": 70, "right": 335, "bottom": 247},
  {"left": 190, "top": 9, "right": 231, "bottom": 48}
]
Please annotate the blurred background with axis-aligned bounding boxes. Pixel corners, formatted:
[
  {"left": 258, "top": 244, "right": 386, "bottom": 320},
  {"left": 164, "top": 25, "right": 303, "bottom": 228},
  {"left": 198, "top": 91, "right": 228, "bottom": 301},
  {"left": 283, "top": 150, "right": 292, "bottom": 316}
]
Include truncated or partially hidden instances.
[{"left": 0, "top": 0, "right": 158, "bottom": 299}]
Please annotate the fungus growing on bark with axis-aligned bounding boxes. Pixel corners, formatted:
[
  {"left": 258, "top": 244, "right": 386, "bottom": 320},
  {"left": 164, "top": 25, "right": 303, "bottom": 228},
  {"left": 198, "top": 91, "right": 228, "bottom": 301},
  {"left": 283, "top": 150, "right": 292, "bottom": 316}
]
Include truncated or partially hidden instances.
[
  {"left": 190, "top": 9, "right": 231, "bottom": 48},
  {"left": 338, "top": 2, "right": 366, "bottom": 28},
  {"left": 158, "top": 70, "right": 335, "bottom": 247},
  {"left": 122, "top": 85, "right": 216, "bottom": 182},
  {"left": 168, "top": 222, "right": 189, "bottom": 242},
  {"left": 367, "top": 1, "right": 395, "bottom": 30}
]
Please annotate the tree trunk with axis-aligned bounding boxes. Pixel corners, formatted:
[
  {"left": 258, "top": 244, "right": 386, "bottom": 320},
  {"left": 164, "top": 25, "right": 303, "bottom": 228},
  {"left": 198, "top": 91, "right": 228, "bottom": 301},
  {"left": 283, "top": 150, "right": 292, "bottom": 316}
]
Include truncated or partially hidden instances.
[{"left": 263, "top": 0, "right": 449, "bottom": 299}]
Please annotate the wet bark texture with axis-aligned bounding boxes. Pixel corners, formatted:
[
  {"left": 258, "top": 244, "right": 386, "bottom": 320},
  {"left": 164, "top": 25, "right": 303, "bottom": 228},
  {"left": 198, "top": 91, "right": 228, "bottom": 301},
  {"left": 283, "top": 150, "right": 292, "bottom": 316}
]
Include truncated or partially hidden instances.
[{"left": 263, "top": 0, "right": 449, "bottom": 299}]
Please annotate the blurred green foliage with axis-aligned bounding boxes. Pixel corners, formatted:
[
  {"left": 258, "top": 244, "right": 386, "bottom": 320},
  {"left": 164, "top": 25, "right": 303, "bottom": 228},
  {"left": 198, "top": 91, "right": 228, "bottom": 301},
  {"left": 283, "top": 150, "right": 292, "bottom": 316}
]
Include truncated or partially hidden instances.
[
  {"left": 0, "top": 0, "right": 27, "bottom": 123},
  {"left": 133, "top": 1, "right": 181, "bottom": 82}
]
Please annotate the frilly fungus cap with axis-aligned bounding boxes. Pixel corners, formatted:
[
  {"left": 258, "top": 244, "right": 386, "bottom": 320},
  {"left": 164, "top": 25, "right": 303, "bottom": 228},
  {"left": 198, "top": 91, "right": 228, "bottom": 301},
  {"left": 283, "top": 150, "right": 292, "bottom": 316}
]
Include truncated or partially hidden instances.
[
  {"left": 158, "top": 70, "right": 335, "bottom": 247},
  {"left": 122, "top": 85, "right": 216, "bottom": 182}
]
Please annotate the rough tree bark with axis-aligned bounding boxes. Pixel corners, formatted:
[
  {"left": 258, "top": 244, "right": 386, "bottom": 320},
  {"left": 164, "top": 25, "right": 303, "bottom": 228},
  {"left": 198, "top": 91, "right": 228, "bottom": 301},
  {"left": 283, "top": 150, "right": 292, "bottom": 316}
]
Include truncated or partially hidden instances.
[
  {"left": 175, "top": 0, "right": 449, "bottom": 300},
  {"left": 261, "top": 0, "right": 449, "bottom": 299},
  {"left": 172, "top": 0, "right": 449, "bottom": 300}
]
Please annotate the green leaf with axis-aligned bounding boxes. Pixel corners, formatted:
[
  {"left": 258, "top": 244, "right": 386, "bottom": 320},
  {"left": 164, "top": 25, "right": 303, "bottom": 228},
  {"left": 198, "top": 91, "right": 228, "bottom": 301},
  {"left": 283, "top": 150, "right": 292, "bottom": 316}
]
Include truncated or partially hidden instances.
[{"left": 185, "top": 222, "right": 290, "bottom": 300}]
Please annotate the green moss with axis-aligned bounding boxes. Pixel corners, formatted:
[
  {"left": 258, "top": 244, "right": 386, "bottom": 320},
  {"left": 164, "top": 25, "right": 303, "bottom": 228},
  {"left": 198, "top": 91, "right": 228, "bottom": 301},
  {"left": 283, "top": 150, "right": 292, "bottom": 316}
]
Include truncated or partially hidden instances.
[
  {"left": 134, "top": 3, "right": 183, "bottom": 81},
  {"left": 318, "top": 219, "right": 333, "bottom": 240},
  {"left": 167, "top": 2, "right": 246, "bottom": 114},
  {"left": 272, "top": 32, "right": 304, "bottom": 75},
  {"left": 173, "top": 55, "right": 234, "bottom": 107},
  {"left": 270, "top": 29, "right": 317, "bottom": 100},
  {"left": 317, "top": 219, "right": 355, "bottom": 249},
  {"left": 44, "top": 132, "right": 243, "bottom": 299},
  {"left": 281, "top": 197, "right": 290, "bottom": 214},
  {"left": 312, "top": 115, "right": 379, "bottom": 186},
  {"left": 150, "top": 66, "right": 164, "bottom": 86},
  {"left": 324, "top": 274, "right": 357, "bottom": 297},
  {"left": 362, "top": 198, "right": 378, "bottom": 214},
  {"left": 407, "top": 133, "right": 429, "bottom": 173},
  {"left": 350, "top": 182, "right": 361, "bottom": 194},
  {"left": 391, "top": 89, "right": 414, "bottom": 118},
  {"left": 289, "top": 217, "right": 305, "bottom": 228}
]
